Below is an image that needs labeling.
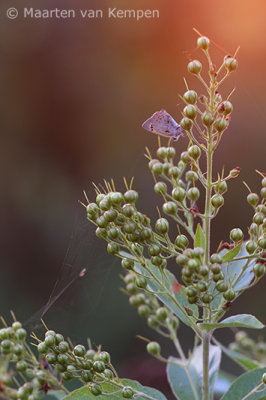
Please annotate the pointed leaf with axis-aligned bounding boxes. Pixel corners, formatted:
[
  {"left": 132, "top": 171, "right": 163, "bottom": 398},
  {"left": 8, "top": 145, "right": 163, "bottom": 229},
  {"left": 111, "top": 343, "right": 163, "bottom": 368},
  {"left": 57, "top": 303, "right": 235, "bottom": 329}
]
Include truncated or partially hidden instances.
[
  {"left": 200, "top": 314, "right": 265, "bottom": 332},
  {"left": 222, "top": 242, "right": 242, "bottom": 263},
  {"left": 167, "top": 357, "right": 200, "bottom": 400},
  {"left": 221, "top": 368, "right": 266, "bottom": 400},
  {"left": 190, "top": 344, "right": 222, "bottom": 399},
  {"left": 64, "top": 379, "right": 167, "bottom": 400},
  {"left": 213, "top": 338, "right": 261, "bottom": 370},
  {"left": 194, "top": 224, "right": 205, "bottom": 250}
]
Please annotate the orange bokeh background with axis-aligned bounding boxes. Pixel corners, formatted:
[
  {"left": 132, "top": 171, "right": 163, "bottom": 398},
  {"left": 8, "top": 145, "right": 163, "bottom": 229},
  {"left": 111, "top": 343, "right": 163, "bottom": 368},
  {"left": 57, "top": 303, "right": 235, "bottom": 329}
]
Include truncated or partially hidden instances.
[{"left": 0, "top": 0, "right": 265, "bottom": 391}]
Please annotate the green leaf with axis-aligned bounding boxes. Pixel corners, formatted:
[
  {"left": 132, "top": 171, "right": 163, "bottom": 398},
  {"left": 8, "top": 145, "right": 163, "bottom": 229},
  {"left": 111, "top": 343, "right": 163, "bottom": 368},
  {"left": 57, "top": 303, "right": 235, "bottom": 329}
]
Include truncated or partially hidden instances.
[
  {"left": 167, "top": 357, "right": 200, "bottom": 400},
  {"left": 167, "top": 345, "right": 221, "bottom": 400},
  {"left": 194, "top": 224, "right": 205, "bottom": 250},
  {"left": 190, "top": 344, "right": 221, "bottom": 399},
  {"left": 64, "top": 379, "right": 167, "bottom": 400},
  {"left": 200, "top": 314, "right": 265, "bottom": 332},
  {"left": 221, "top": 368, "right": 266, "bottom": 400},
  {"left": 210, "top": 242, "right": 256, "bottom": 310},
  {"left": 213, "top": 338, "right": 261, "bottom": 371},
  {"left": 46, "top": 391, "right": 66, "bottom": 400},
  {"left": 222, "top": 242, "right": 242, "bottom": 263},
  {"left": 120, "top": 251, "right": 199, "bottom": 328}
]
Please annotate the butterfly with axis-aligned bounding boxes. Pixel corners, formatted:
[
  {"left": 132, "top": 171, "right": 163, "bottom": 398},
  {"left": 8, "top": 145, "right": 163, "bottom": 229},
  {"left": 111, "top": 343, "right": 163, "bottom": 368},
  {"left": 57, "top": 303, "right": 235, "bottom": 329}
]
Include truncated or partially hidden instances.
[{"left": 142, "top": 109, "right": 184, "bottom": 141}]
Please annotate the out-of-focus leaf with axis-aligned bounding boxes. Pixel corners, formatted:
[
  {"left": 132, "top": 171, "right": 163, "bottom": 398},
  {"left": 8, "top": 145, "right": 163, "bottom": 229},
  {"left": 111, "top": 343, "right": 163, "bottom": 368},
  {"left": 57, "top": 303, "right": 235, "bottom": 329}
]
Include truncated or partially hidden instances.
[
  {"left": 214, "top": 371, "right": 235, "bottom": 396},
  {"left": 221, "top": 368, "right": 266, "bottom": 400},
  {"left": 213, "top": 338, "right": 262, "bottom": 370},
  {"left": 167, "top": 357, "right": 200, "bottom": 400},
  {"left": 64, "top": 379, "right": 167, "bottom": 400},
  {"left": 46, "top": 391, "right": 66, "bottom": 399}
]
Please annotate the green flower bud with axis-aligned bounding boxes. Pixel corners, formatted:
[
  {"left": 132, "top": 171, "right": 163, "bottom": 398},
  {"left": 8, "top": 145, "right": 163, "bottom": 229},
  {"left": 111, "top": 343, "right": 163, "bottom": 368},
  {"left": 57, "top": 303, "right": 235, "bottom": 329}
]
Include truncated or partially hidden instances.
[
  {"left": 136, "top": 276, "right": 147, "bottom": 289},
  {"left": 201, "top": 112, "right": 214, "bottom": 127},
  {"left": 230, "top": 228, "right": 244, "bottom": 242},
  {"left": 261, "top": 187, "right": 266, "bottom": 198},
  {"left": 154, "top": 182, "right": 167, "bottom": 195},
  {"left": 58, "top": 341, "right": 70, "bottom": 353},
  {"left": 147, "top": 341, "right": 160, "bottom": 356},
  {"left": 253, "top": 263, "right": 265, "bottom": 277},
  {"left": 148, "top": 244, "right": 161, "bottom": 256},
  {"left": 157, "top": 147, "right": 167, "bottom": 159},
  {"left": 96, "top": 216, "right": 108, "bottom": 229},
  {"left": 193, "top": 247, "right": 204, "bottom": 258},
  {"left": 163, "top": 201, "right": 177, "bottom": 215},
  {"left": 245, "top": 241, "right": 257, "bottom": 254},
  {"left": 181, "top": 151, "right": 191, "bottom": 164},
  {"left": 188, "top": 259, "right": 199, "bottom": 271},
  {"left": 74, "top": 345, "right": 86, "bottom": 357},
  {"left": 121, "top": 258, "right": 134, "bottom": 270},
  {"left": 167, "top": 147, "right": 176, "bottom": 159},
  {"left": 218, "top": 101, "right": 233, "bottom": 116},
  {"left": 214, "top": 117, "right": 228, "bottom": 132},
  {"left": 103, "top": 369, "right": 113, "bottom": 380},
  {"left": 104, "top": 209, "right": 117, "bottom": 223},
  {"left": 199, "top": 265, "right": 209, "bottom": 276},
  {"left": 211, "top": 254, "right": 223, "bottom": 264},
  {"left": 156, "top": 307, "right": 168, "bottom": 321},
  {"left": 44, "top": 335, "right": 55, "bottom": 347},
  {"left": 12, "top": 321, "right": 22, "bottom": 331},
  {"left": 172, "top": 187, "right": 186, "bottom": 202},
  {"left": 176, "top": 254, "right": 188, "bottom": 266},
  {"left": 197, "top": 36, "right": 210, "bottom": 50},
  {"left": 188, "top": 296, "right": 198, "bottom": 304},
  {"left": 99, "top": 198, "right": 111, "bottom": 211},
  {"left": 163, "top": 162, "right": 172, "bottom": 175},
  {"left": 37, "top": 342, "right": 47, "bottom": 354},
  {"left": 107, "top": 242, "right": 120, "bottom": 255},
  {"left": 57, "top": 353, "right": 69, "bottom": 364},
  {"left": 211, "top": 263, "right": 222, "bottom": 274},
  {"left": 215, "top": 181, "right": 227, "bottom": 194},
  {"left": 262, "top": 177, "right": 266, "bottom": 187},
  {"left": 138, "top": 305, "right": 150, "bottom": 317},
  {"left": 151, "top": 256, "right": 163, "bottom": 266},
  {"left": 46, "top": 353, "right": 57, "bottom": 364},
  {"left": 211, "top": 194, "right": 224, "bottom": 209},
  {"left": 124, "top": 222, "right": 137, "bottom": 234},
  {"left": 223, "top": 289, "right": 236, "bottom": 301},
  {"left": 187, "top": 187, "right": 200, "bottom": 201},
  {"left": 188, "top": 145, "right": 201, "bottom": 160},
  {"left": 186, "top": 286, "right": 198, "bottom": 297},
  {"left": 215, "top": 281, "right": 228, "bottom": 292},
  {"left": 169, "top": 166, "right": 180, "bottom": 179},
  {"left": 90, "top": 383, "right": 102, "bottom": 396},
  {"left": 183, "top": 90, "right": 198, "bottom": 105},
  {"left": 109, "top": 192, "right": 123, "bottom": 206},
  {"left": 262, "top": 373, "right": 266, "bottom": 385},
  {"left": 96, "top": 193, "right": 105, "bottom": 205},
  {"left": 126, "top": 283, "right": 138, "bottom": 295},
  {"left": 258, "top": 235, "right": 266, "bottom": 249},
  {"left": 175, "top": 234, "right": 189, "bottom": 250},
  {"left": 197, "top": 281, "right": 208, "bottom": 292},
  {"left": 212, "top": 272, "right": 224, "bottom": 282},
  {"left": 93, "top": 361, "right": 105, "bottom": 373},
  {"left": 185, "top": 171, "right": 198, "bottom": 183},
  {"left": 148, "top": 315, "right": 159, "bottom": 328},
  {"left": 224, "top": 56, "right": 238, "bottom": 72},
  {"left": 124, "top": 190, "right": 138, "bottom": 203},
  {"left": 253, "top": 212, "right": 264, "bottom": 225},
  {"left": 122, "top": 387, "right": 134, "bottom": 398},
  {"left": 16, "top": 328, "right": 27, "bottom": 340},
  {"left": 96, "top": 228, "right": 107, "bottom": 238},
  {"left": 201, "top": 293, "right": 214, "bottom": 304},
  {"left": 181, "top": 117, "right": 193, "bottom": 130},
  {"left": 184, "top": 105, "right": 197, "bottom": 120},
  {"left": 155, "top": 218, "right": 169, "bottom": 234},
  {"left": 247, "top": 193, "right": 259, "bottom": 207},
  {"left": 188, "top": 60, "right": 202, "bottom": 75},
  {"left": 81, "top": 370, "right": 94, "bottom": 382},
  {"left": 16, "top": 360, "right": 27, "bottom": 372}
]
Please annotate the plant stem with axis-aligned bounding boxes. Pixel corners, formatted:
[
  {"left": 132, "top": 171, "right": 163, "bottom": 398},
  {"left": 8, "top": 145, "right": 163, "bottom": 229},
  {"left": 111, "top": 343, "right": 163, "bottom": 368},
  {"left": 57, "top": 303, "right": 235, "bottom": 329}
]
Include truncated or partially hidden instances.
[{"left": 202, "top": 330, "right": 211, "bottom": 400}]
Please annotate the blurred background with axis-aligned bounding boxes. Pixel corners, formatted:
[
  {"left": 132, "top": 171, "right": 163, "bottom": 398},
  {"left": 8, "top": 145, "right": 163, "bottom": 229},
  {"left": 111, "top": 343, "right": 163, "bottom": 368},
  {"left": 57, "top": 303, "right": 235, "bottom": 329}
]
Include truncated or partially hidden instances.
[{"left": 0, "top": 0, "right": 265, "bottom": 395}]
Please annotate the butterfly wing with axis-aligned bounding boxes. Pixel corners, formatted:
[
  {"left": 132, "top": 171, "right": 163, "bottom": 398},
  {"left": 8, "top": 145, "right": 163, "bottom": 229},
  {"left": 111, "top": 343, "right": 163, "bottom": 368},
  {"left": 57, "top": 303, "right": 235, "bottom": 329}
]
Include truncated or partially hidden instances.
[{"left": 142, "top": 110, "right": 183, "bottom": 141}]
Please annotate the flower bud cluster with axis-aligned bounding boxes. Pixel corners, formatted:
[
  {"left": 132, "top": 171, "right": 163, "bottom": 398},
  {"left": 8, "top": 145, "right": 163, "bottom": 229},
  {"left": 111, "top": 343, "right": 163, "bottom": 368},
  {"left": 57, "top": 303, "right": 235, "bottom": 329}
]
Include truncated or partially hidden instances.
[
  {"left": 229, "top": 330, "right": 266, "bottom": 365},
  {"left": 0, "top": 321, "right": 138, "bottom": 399},
  {"left": 245, "top": 178, "right": 266, "bottom": 277},
  {"left": 123, "top": 272, "right": 179, "bottom": 334}
]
